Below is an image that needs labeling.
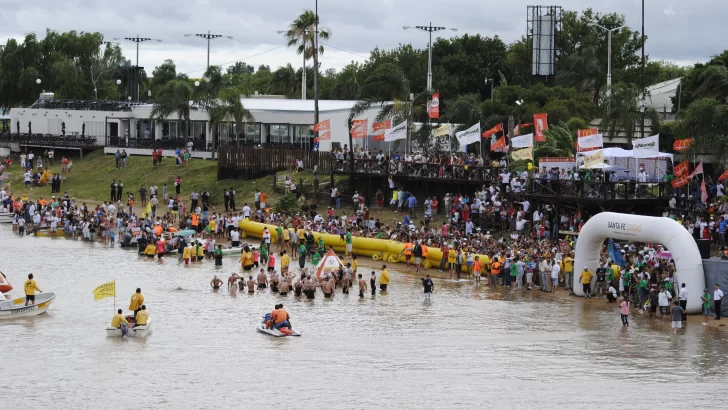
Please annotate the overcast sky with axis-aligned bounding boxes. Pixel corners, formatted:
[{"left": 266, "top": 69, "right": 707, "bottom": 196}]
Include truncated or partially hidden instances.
[{"left": 0, "top": 0, "right": 723, "bottom": 78}]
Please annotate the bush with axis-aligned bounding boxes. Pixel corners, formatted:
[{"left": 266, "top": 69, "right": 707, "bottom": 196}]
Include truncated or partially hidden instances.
[{"left": 273, "top": 193, "right": 298, "bottom": 215}]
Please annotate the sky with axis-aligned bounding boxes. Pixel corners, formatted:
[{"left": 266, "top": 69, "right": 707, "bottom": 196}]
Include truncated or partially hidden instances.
[{"left": 0, "top": 0, "right": 724, "bottom": 78}]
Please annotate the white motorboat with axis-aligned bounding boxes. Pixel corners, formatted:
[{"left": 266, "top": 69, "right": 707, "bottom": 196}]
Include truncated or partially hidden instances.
[
  {"left": 0, "top": 292, "right": 56, "bottom": 319},
  {"left": 106, "top": 317, "right": 153, "bottom": 338},
  {"left": 256, "top": 317, "right": 301, "bottom": 337},
  {"left": 221, "top": 246, "right": 245, "bottom": 256}
]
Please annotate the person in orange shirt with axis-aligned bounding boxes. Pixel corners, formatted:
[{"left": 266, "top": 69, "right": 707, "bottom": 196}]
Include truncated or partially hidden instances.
[
  {"left": 473, "top": 256, "right": 482, "bottom": 285},
  {"left": 402, "top": 242, "right": 414, "bottom": 270},
  {"left": 191, "top": 213, "right": 199, "bottom": 232},
  {"left": 259, "top": 192, "right": 268, "bottom": 209}
]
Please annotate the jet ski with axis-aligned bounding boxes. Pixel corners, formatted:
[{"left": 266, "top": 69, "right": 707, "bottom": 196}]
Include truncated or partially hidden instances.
[{"left": 256, "top": 315, "right": 301, "bottom": 337}]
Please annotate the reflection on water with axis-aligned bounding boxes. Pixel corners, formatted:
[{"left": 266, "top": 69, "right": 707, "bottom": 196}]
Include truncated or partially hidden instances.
[{"left": 2, "top": 227, "right": 727, "bottom": 409}]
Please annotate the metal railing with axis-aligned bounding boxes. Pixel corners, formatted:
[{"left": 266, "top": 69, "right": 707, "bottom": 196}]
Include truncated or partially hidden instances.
[
  {"left": 528, "top": 178, "right": 672, "bottom": 200},
  {"left": 104, "top": 136, "right": 212, "bottom": 151},
  {"left": 0, "top": 132, "right": 99, "bottom": 147}
]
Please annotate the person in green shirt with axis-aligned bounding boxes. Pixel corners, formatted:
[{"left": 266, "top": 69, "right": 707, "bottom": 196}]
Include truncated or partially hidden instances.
[
  {"left": 345, "top": 230, "right": 353, "bottom": 258},
  {"left": 259, "top": 242, "right": 269, "bottom": 265},
  {"left": 701, "top": 289, "right": 711, "bottom": 325},
  {"left": 318, "top": 238, "right": 325, "bottom": 257},
  {"left": 276, "top": 225, "right": 284, "bottom": 250},
  {"left": 606, "top": 267, "right": 615, "bottom": 286},
  {"left": 213, "top": 244, "right": 223, "bottom": 266},
  {"left": 298, "top": 243, "right": 307, "bottom": 270},
  {"left": 311, "top": 251, "right": 321, "bottom": 266},
  {"left": 638, "top": 277, "right": 649, "bottom": 307}
]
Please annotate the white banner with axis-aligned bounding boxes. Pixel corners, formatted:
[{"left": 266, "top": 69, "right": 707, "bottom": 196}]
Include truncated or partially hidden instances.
[
  {"left": 511, "top": 133, "right": 534, "bottom": 149},
  {"left": 455, "top": 122, "right": 480, "bottom": 146},
  {"left": 577, "top": 133, "right": 603, "bottom": 149},
  {"left": 384, "top": 120, "right": 408, "bottom": 142},
  {"left": 632, "top": 134, "right": 659, "bottom": 158}
]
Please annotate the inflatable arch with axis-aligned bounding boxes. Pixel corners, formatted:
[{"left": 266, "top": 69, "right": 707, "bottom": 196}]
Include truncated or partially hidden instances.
[{"left": 573, "top": 212, "right": 705, "bottom": 313}]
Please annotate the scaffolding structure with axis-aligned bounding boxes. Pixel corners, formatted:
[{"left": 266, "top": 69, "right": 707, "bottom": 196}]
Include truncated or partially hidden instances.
[{"left": 527, "top": 5, "right": 562, "bottom": 79}]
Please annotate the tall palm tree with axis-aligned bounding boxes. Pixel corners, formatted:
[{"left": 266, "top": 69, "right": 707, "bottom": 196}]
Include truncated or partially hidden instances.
[
  {"left": 676, "top": 98, "right": 728, "bottom": 165},
  {"left": 537, "top": 123, "right": 577, "bottom": 158},
  {"left": 207, "top": 86, "right": 255, "bottom": 144},
  {"left": 349, "top": 63, "right": 428, "bottom": 152},
  {"left": 150, "top": 76, "right": 199, "bottom": 139},
  {"left": 285, "top": 10, "right": 332, "bottom": 137}
]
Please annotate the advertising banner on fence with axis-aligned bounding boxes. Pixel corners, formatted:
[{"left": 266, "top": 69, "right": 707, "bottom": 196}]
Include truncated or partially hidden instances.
[{"left": 539, "top": 157, "right": 576, "bottom": 173}]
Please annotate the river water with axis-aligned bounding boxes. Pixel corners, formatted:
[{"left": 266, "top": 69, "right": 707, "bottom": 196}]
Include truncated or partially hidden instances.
[{"left": 2, "top": 227, "right": 728, "bottom": 409}]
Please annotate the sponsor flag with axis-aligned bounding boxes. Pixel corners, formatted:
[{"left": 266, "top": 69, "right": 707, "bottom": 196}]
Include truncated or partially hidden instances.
[
  {"left": 93, "top": 281, "right": 116, "bottom": 301},
  {"left": 428, "top": 92, "right": 440, "bottom": 119},
  {"left": 534, "top": 113, "right": 548, "bottom": 142},
  {"left": 511, "top": 133, "right": 534, "bottom": 149},
  {"left": 671, "top": 176, "right": 689, "bottom": 188},
  {"left": 314, "top": 131, "right": 331, "bottom": 142},
  {"left": 455, "top": 122, "right": 481, "bottom": 146},
  {"left": 577, "top": 128, "right": 599, "bottom": 138},
  {"left": 490, "top": 135, "right": 506, "bottom": 151},
  {"left": 673, "top": 138, "right": 694, "bottom": 152},
  {"left": 583, "top": 149, "right": 604, "bottom": 168},
  {"left": 719, "top": 170, "right": 728, "bottom": 181},
  {"left": 688, "top": 161, "right": 703, "bottom": 179},
  {"left": 373, "top": 120, "right": 391, "bottom": 131},
  {"left": 701, "top": 180, "right": 708, "bottom": 203},
  {"left": 673, "top": 160, "right": 689, "bottom": 177},
  {"left": 434, "top": 124, "right": 450, "bottom": 137},
  {"left": 384, "top": 120, "right": 408, "bottom": 142},
  {"left": 313, "top": 119, "right": 330, "bottom": 133},
  {"left": 511, "top": 147, "right": 533, "bottom": 161},
  {"left": 351, "top": 119, "right": 368, "bottom": 139},
  {"left": 373, "top": 134, "right": 385, "bottom": 141},
  {"left": 482, "top": 123, "right": 503, "bottom": 139},
  {"left": 608, "top": 239, "right": 626, "bottom": 268},
  {"left": 519, "top": 122, "right": 533, "bottom": 128},
  {"left": 577, "top": 133, "right": 603, "bottom": 150},
  {"left": 632, "top": 134, "right": 660, "bottom": 158}
]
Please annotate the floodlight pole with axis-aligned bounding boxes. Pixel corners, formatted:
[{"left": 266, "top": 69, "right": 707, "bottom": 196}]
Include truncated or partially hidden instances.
[{"left": 185, "top": 30, "right": 233, "bottom": 69}]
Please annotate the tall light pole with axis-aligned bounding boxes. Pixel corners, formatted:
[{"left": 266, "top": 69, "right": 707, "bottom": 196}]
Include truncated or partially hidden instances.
[
  {"left": 314, "top": 0, "right": 320, "bottom": 150},
  {"left": 590, "top": 23, "right": 626, "bottom": 97},
  {"left": 484, "top": 77, "right": 494, "bottom": 100},
  {"left": 640, "top": 0, "right": 646, "bottom": 139},
  {"left": 403, "top": 23, "right": 458, "bottom": 91},
  {"left": 279, "top": 30, "right": 307, "bottom": 100},
  {"left": 114, "top": 35, "right": 162, "bottom": 101},
  {"left": 185, "top": 31, "right": 233, "bottom": 70}
]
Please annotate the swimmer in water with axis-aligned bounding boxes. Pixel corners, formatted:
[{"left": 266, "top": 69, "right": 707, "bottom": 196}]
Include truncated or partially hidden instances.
[
  {"left": 210, "top": 275, "right": 223, "bottom": 290},
  {"left": 247, "top": 276, "right": 256, "bottom": 293}
]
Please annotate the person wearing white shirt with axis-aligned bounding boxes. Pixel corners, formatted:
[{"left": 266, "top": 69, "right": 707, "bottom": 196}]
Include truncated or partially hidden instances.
[
  {"left": 678, "top": 283, "right": 688, "bottom": 321},
  {"left": 717, "top": 182, "right": 725, "bottom": 197},
  {"left": 550, "top": 261, "right": 560, "bottom": 293},
  {"left": 658, "top": 287, "right": 673, "bottom": 324},
  {"left": 669, "top": 196, "right": 676, "bottom": 208},
  {"left": 242, "top": 204, "right": 251, "bottom": 219},
  {"left": 714, "top": 284, "right": 724, "bottom": 320}
]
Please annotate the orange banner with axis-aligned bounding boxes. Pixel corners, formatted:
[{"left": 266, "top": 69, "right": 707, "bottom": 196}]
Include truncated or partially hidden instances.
[
  {"left": 314, "top": 131, "right": 331, "bottom": 142},
  {"left": 482, "top": 123, "right": 503, "bottom": 139},
  {"left": 534, "top": 113, "right": 548, "bottom": 142},
  {"left": 577, "top": 128, "right": 598, "bottom": 138},
  {"left": 672, "top": 176, "right": 689, "bottom": 188},
  {"left": 313, "top": 119, "right": 330, "bottom": 133},
  {"left": 428, "top": 92, "right": 440, "bottom": 119},
  {"left": 373, "top": 120, "right": 391, "bottom": 131},
  {"left": 490, "top": 136, "right": 506, "bottom": 151},
  {"left": 373, "top": 134, "right": 385, "bottom": 141},
  {"left": 673, "top": 159, "right": 689, "bottom": 177},
  {"left": 351, "top": 119, "right": 368, "bottom": 139},
  {"left": 719, "top": 170, "right": 728, "bottom": 181},
  {"left": 673, "top": 138, "right": 694, "bottom": 152}
]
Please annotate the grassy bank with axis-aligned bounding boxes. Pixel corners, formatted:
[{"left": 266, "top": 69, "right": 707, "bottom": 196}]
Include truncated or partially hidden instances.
[{"left": 3, "top": 150, "right": 347, "bottom": 209}]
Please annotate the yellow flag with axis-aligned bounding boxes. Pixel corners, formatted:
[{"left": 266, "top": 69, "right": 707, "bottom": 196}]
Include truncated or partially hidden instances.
[
  {"left": 93, "top": 281, "right": 116, "bottom": 301},
  {"left": 511, "top": 147, "right": 533, "bottom": 161},
  {"left": 434, "top": 124, "right": 450, "bottom": 137},
  {"left": 583, "top": 149, "right": 604, "bottom": 168}
]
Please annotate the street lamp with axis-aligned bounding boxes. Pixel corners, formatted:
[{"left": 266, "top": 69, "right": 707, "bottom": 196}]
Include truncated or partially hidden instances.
[
  {"left": 484, "top": 77, "right": 494, "bottom": 101},
  {"left": 194, "top": 80, "right": 200, "bottom": 87},
  {"left": 590, "top": 23, "right": 626, "bottom": 96},
  {"left": 116, "top": 79, "right": 122, "bottom": 101},
  {"left": 279, "top": 29, "right": 308, "bottom": 100},
  {"left": 184, "top": 31, "right": 233, "bottom": 70},
  {"left": 403, "top": 23, "right": 458, "bottom": 91},
  {"left": 36, "top": 79, "right": 41, "bottom": 85}
]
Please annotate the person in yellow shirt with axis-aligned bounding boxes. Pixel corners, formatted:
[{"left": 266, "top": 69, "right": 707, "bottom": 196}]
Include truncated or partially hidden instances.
[
  {"left": 209, "top": 218, "right": 217, "bottom": 238},
  {"left": 579, "top": 266, "right": 594, "bottom": 298},
  {"left": 447, "top": 248, "right": 457, "bottom": 279},
  {"left": 144, "top": 242, "right": 157, "bottom": 258},
  {"left": 135, "top": 305, "right": 149, "bottom": 326},
  {"left": 110, "top": 309, "right": 129, "bottom": 328},
  {"left": 24, "top": 273, "right": 41, "bottom": 306},
  {"left": 196, "top": 243, "right": 205, "bottom": 261},
  {"left": 183, "top": 244, "right": 192, "bottom": 264},
  {"left": 379, "top": 265, "right": 390, "bottom": 291},
  {"left": 129, "top": 288, "right": 144, "bottom": 318},
  {"left": 281, "top": 250, "right": 290, "bottom": 275},
  {"left": 563, "top": 254, "right": 574, "bottom": 290}
]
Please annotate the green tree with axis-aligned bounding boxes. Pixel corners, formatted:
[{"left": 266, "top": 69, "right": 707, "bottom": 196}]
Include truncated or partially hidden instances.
[
  {"left": 226, "top": 62, "right": 254, "bottom": 76},
  {"left": 284, "top": 10, "right": 331, "bottom": 100},
  {"left": 150, "top": 76, "right": 199, "bottom": 139},
  {"left": 676, "top": 98, "right": 728, "bottom": 164}
]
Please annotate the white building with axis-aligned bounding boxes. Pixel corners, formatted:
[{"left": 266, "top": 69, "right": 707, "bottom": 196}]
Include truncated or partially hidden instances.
[{"left": 8, "top": 97, "right": 383, "bottom": 156}]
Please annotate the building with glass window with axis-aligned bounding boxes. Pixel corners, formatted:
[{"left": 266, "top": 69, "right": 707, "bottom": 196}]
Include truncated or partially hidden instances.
[{"left": 8, "top": 97, "right": 383, "bottom": 156}]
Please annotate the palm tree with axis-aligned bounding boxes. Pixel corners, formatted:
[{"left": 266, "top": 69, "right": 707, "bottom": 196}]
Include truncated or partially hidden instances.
[
  {"left": 285, "top": 10, "right": 332, "bottom": 137},
  {"left": 150, "top": 74, "right": 206, "bottom": 140},
  {"left": 598, "top": 84, "right": 641, "bottom": 143},
  {"left": 349, "top": 63, "right": 428, "bottom": 152},
  {"left": 207, "top": 87, "right": 255, "bottom": 145},
  {"left": 537, "top": 123, "right": 577, "bottom": 158},
  {"left": 443, "top": 94, "right": 500, "bottom": 153}
]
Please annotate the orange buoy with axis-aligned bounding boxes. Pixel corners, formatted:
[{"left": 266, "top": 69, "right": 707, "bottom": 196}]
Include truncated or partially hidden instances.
[{"left": 0, "top": 272, "right": 13, "bottom": 293}]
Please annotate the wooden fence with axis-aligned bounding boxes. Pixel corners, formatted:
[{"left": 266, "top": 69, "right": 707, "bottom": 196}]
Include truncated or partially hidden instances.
[{"left": 217, "top": 147, "right": 335, "bottom": 180}]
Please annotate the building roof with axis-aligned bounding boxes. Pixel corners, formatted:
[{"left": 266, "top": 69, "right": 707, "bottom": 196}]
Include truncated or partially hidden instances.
[
  {"left": 644, "top": 77, "right": 682, "bottom": 111},
  {"left": 132, "top": 98, "right": 367, "bottom": 114}
]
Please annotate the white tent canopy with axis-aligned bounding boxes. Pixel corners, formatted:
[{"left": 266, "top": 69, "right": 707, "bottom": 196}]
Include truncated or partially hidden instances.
[{"left": 578, "top": 147, "right": 673, "bottom": 161}]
